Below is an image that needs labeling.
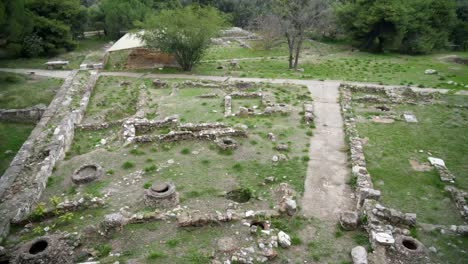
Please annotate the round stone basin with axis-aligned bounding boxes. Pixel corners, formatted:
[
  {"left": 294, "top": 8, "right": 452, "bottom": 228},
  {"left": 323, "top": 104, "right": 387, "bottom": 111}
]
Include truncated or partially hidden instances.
[
  {"left": 395, "top": 235, "right": 425, "bottom": 256},
  {"left": 151, "top": 183, "right": 170, "bottom": 193},
  {"left": 72, "top": 164, "right": 102, "bottom": 184},
  {"left": 146, "top": 182, "right": 176, "bottom": 199}
]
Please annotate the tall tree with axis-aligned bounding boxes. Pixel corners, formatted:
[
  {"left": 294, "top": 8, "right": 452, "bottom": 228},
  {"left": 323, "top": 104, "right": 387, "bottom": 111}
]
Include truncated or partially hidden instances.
[
  {"left": 400, "top": 0, "right": 457, "bottom": 54},
  {"left": 273, "top": 0, "right": 329, "bottom": 69},
  {"left": 26, "top": 0, "right": 81, "bottom": 56},
  {"left": 335, "top": 0, "right": 407, "bottom": 53},
  {"left": 100, "top": 0, "right": 153, "bottom": 39},
  {"left": 142, "top": 6, "right": 225, "bottom": 71},
  {"left": 336, "top": 0, "right": 458, "bottom": 54},
  {"left": 0, "top": 0, "right": 33, "bottom": 57}
]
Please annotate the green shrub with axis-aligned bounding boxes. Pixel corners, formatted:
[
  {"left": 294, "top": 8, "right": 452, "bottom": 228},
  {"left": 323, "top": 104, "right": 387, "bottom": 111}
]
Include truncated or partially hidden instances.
[{"left": 122, "top": 161, "right": 135, "bottom": 169}]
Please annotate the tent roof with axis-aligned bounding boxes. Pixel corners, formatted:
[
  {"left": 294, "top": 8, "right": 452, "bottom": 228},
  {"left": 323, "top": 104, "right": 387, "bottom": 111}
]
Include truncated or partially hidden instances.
[{"left": 107, "top": 30, "right": 146, "bottom": 52}]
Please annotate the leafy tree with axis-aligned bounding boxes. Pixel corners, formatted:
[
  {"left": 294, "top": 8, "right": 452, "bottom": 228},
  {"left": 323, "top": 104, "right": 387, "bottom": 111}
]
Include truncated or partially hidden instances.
[
  {"left": 336, "top": 0, "right": 458, "bottom": 54},
  {"left": 400, "top": 0, "right": 457, "bottom": 54},
  {"left": 335, "top": 0, "right": 407, "bottom": 53},
  {"left": 142, "top": 6, "right": 225, "bottom": 71},
  {"left": 273, "top": 0, "right": 329, "bottom": 69},
  {"left": 26, "top": 0, "right": 81, "bottom": 56},
  {"left": 0, "top": 0, "right": 33, "bottom": 57},
  {"left": 452, "top": 0, "right": 468, "bottom": 50},
  {"left": 100, "top": 0, "right": 153, "bottom": 38}
]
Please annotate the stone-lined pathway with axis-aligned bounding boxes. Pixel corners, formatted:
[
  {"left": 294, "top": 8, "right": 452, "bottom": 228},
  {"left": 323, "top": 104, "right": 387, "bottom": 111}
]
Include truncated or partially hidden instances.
[{"left": 302, "top": 81, "right": 353, "bottom": 220}]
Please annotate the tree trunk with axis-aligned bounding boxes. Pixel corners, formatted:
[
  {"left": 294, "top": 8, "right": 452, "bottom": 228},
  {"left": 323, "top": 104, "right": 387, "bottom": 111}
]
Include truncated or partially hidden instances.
[
  {"left": 286, "top": 34, "right": 295, "bottom": 69},
  {"left": 293, "top": 33, "right": 304, "bottom": 69}
]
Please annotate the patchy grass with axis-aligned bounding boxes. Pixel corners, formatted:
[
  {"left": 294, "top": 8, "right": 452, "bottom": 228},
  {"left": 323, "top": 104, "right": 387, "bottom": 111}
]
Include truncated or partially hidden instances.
[
  {"left": 0, "top": 72, "right": 62, "bottom": 109},
  {"left": 105, "top": 41, "right": 468, "bottom": 90},
  {"left": 0, "top": 122, "right": 34, "bottom": 175},
  {"left": 354, "top": 94, "right": 468, "bottom": 263}
]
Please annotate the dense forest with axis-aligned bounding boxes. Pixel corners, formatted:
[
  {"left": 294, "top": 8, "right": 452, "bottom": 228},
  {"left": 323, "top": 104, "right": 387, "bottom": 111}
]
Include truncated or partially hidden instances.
[{"left": 0, "top": 0, "right": 467, "bottom": 58}]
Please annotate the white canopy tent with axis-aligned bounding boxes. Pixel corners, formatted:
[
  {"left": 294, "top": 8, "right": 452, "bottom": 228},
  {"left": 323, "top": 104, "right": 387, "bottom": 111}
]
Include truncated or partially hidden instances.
[{"left": 106, "top": 30, "right": 146, "bottom": 52}]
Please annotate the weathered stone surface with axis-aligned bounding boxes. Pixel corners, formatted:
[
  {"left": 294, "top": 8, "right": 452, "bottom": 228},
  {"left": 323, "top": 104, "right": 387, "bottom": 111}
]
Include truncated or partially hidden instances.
[
  {"left": 144, "top": 182, "right": 179, "bottom": 209},
  {"left": 152, "top": 79, "right": 167, "bottom": 88},
  {"left": 394, "top": 235, "right": 427, "bottom": 260},
  {"left": 0, "top": 104, "right": 46, "bottom": 123},
  {"left": 275, "top": 144, "right": 289, "bottom": 151},
  {"left": 445, "top": 186, "right": 468, "bottom": 220},
  {"left": 351, "top": 246, "right": 368, "bottom": 264},
  {"left": 373, "top": 232, "right": 395, "bottom": 245},
  {"left": 357, "top": 188, "right": 381, "bottom": 208},
  {"left": 71, "top": 164, "right": 103, "bottom": 185},
  {"left": 372, "top": 204, "right": 417, "bottom": 227},
  {"left": 303, "top": 102, "right": 314, "bottom": 124},
  {"left": 224, "top": 95, "right": 232, "bottom": 117},
  {"left": 0, "top": 71, "right": 100, "bottom": 243},
  {"left": 403, "top": 112, "right": 418, "bottom": 123},
  {"left": 457, "top": 225, "right": 468, "bottom": 236},
  {"left": 277, "top": 231, "right": 291, "bottom": 248},
  {"left": 215, "top": 137, "right": 239, "bottom": 150},
  {"left": 12, "top": 235, "right": 73, "bottom": 264},
  {"left": 217, "top": 237, "right": 239, "bottom": 252},
  {"left": 101, "top": 213, "right": 128, "bottom": 232},
  {"left": 340, "top": 211, "right": 359, "bottom": 230}
]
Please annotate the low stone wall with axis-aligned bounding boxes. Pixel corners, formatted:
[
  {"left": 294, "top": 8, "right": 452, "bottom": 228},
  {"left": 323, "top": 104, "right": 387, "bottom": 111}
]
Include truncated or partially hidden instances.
[
  {"left": 340, "top": 85, "right": 431, "bottom": 263},
  {"left": 0, "top": 105, "right": 46, "bottom": 123},
  {"left": 445, "top": 186, "right": 468, "bottom": 220},
  {"left": 0, "top": 71, "right": 99, "bottom": 243}
]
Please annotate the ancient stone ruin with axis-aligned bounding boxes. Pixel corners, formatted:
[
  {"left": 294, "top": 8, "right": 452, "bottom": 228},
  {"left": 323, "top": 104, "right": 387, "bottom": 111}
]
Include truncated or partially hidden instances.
[
  {"left": 12, "top": 235, "right": 73, "bottom": 264},
  {"left": 144, "top": 182, "right": 179, "bottom": 209},
  {"left": 71, "top": 164, "right": 103, "bottom": 184}
]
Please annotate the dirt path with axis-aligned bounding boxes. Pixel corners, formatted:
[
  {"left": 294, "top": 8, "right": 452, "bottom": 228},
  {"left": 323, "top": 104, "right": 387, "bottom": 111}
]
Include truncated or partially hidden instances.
[
  {"left": 0, "top": 68, "right": 72, "bottom": 79},
  {"left": 302, "top": 82, "right": 353, "bottom": 220}
]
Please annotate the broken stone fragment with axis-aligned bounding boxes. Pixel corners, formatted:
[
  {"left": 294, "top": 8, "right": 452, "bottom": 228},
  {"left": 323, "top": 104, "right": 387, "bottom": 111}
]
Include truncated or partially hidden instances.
[
  {"left": 101, "top": 213, "right": 128, "bottom": 232},
  {"left": 403, "top": 112, "right": 418, "bottom": 123},
  {"left": 351, "top": 246, "right": 368, "bottom": 264},
  {"left": 216, "top": 237, "right": 238, "bottom": 252},
  {"left": 272, "top": 154, "right": 287, "bottom": 162},
  {"left": 152, "top": 79, "right": 167, "bottom": 88},
  {"left": 275, "top": 144, "right": 289, "bottom": 151},
  {"left": 260, "top": 247, "right": 277, "bottom": 260},
  {"left": 404, "top": 213, "right": 417, "bottom": 227},
  {"left": 373, "top": 232, "right": 394, "bottom": 245},
  {"left": 284, "top": 199, "right": 297, "bottom": 216},
  {"left": 277, "top": 231, "right": 291, "bottom": 248},
  {"left": 340, "top": 211, "right": 359, "bottom": 231},
  {"left": 267, "top": 132, "right": 276, "bottom": 141},
  {"left": 457, "top": 225, "right": 468, "bottom": 236}
]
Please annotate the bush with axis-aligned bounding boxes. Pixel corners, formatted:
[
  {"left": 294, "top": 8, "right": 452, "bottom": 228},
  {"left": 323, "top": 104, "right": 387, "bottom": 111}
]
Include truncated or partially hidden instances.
[{"left": 142, "top": 6, "right": 225, "bottom": 71}]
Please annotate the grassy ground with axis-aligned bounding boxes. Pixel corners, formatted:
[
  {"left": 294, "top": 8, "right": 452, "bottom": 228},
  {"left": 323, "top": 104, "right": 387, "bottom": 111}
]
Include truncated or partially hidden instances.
[
  {"left": 0, "top": 122, "right": 34, "bottom": 175},
  {"left": 353, "top": 93, "right": 468, "bottom": 263},
  {"left": 0, "top": 72, "right": 62, "bottom": 109},
  {"left": 0, "top": 37, "right": 110, "bottom": 70},
  {"left": 106, "top": 40, "right": 468, "bottom": 90}
]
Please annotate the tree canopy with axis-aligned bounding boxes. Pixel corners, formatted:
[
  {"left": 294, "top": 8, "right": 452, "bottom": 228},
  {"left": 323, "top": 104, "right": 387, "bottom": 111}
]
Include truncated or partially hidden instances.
[
  {"left": 336, "top": 0, "right": 459, "bottom": 54},
  {"left": 142, "top": 6, "right": 225, "bottom": 71}
]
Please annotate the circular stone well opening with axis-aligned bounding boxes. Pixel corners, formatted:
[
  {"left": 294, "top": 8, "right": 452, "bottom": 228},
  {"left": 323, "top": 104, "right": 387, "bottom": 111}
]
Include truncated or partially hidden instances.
[
  {"left": 152, "top": 183, "right": 170, "bottom": 194},
  {"left": 226, "top": 188, "right": 252, "bottom": 203},
  {"left": 72, "top": 164, "right": 102, "bottom": 184},
  {"left": 29, "top": 240, "right": 48, "bottom": 255},
  {"left": 402, "top": 239, "right": 418, "bottom": 250}
]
